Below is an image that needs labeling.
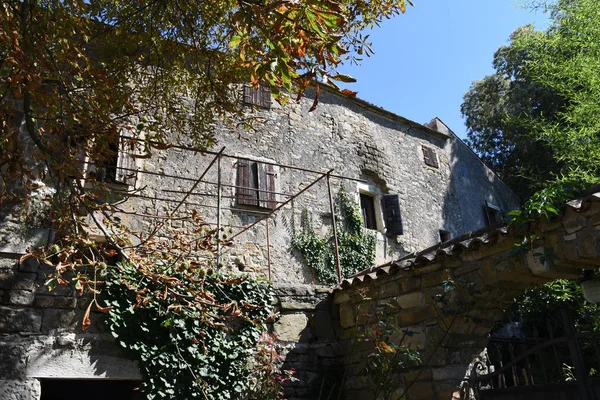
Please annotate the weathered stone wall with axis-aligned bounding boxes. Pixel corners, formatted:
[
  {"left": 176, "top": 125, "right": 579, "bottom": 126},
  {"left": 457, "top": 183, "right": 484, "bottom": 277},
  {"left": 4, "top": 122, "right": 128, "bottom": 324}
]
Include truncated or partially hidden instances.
[
  {"left": 113, "top": 86, "right": 520, "bottom": 285},
  {"left": 332, "top": 191, "right": 600, "bottom": 400},
  {"left": 273, "top": 284, "right": 342, "bottom": 399},
  {"left": 0, "top": 254, "right": 142, "bottom": 400}
]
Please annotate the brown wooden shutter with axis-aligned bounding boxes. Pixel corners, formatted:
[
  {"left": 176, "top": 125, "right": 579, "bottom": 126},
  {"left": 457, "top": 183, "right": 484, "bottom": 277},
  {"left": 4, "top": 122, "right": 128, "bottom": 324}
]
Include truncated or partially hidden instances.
[
  {"left": 260, "top": 85, "right": 272, "bottom": 108},
  {"left": 243, "top": 84, "right": 271, "bottom": 108},
  {"left": 237, "top": 159, "right": 258, "bottom": 206},
  {"left": 422, "top": 145, "right": 439, "bottom": 168},
  {"left": 115, "top": 135, "right": 137, "bottom": 186},
  {"left": 257, "top": 162, "right": 276, "bottom": 209},
  {"left": 381, "top": 194, "right": 403, "bottom": 236},
  {"left": 243, "top": 85, "right": 258, "bottom": 106}
]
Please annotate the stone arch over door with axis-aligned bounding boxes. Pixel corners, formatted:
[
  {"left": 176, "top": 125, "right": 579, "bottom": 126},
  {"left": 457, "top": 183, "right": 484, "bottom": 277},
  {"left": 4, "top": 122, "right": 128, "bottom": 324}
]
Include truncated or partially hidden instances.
[{"left": 333, "top": 188, "right": 600, "bottom": 400}]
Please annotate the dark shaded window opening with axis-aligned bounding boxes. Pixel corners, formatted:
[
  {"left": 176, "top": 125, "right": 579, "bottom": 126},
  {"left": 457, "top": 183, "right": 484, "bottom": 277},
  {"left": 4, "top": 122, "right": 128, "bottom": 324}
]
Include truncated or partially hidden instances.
[
  {"left": 41, "top": 379, "right": 141, "bottom": 400},
  {"left": 484, "top": 201, "right": 504, "bottom": 226},
  {"left": 381, "top": 193, "right": 403, "bottom": 236},
  {"left": 93, "top": 133, "right": 136, "bottom": 186},
  {"left": 99, "top": 133, "right": 120, "bottom": 183},
  {"left": 439, "top": 229, "right": 451, "bottom": 243},
  {"left": 360, "top": 193, "right": 377, "bottom": 230}
]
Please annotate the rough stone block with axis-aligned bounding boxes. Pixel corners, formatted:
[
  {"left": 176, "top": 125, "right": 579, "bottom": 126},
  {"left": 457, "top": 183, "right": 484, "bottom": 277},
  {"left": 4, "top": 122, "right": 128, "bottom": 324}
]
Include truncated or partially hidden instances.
[
  {"left": 18, "top": 258, "right": 40, "bottom": 273},
  {"left": 0, "top": 228, "right": 51, "bottom": 255},
  {"left": 34, "top": 296, "right": 77, "bottom": 309},
  {"left": 379, "top": 281, "right": 399, "bottom": 298},
  {"left": 591, "top": 211, "right": 600, "bottom": 226},
  {"left": 476, "top": 263, "right": 499, "bottom": 286},
  {"left": 577, "top": 230, "right": 600, "bottom": 259},
  {"left": 0, "top": 271, "right": 17, "bottom": 290},
  {"left": 280, "top": 301, "right": 317, "bottom": 311},
  {"left": 36, "top": 282, "right": 75, "bottom": 297},
  {"left": 395, "top": 292, "right": 424, "bottom": 309},
  {"left": 397, "top": 304, "right": 437, "bottom": 327},
  {"left": 563, "top": 209, "right": 587, "bottom": 234},
  {"left": 274, "top": 312, "right": 309, "bottom": 342},
  {"left": 0, "top": 379, "right": 41, "bottom": 400},
  {"left": 399, "top": 277, "right": 422, "bottom": 292},
  {"left": 333, "top": 291, "right": 350, "bottom": 304},
  {"left": 453, "top": 264, "right": 479, "bottom": 277},
  {"left": 538, "top": 217, "right": 563, "bottom": 233},
  {"left": 421, "top": 270, "right": 451, "bottom": 288},
  {"left": 406, "top": 381, "right": 435, "bottom": 400},
  {"left": 402, "top": 368, "right": 432, "bottom": 382},
  {"left": 41, "top": 309, "right": 78, "bottom": 332},
  {"left": 6, "top": 290, "right": 35, "bottom": 306},
  {"left": 431, "top": 365, "right": 467, "bottom": 381},
  {"left": 338, "top": 303, "right": 355, "bottom": 329},
  {"left": 0, "top": 272, "right": 36, "bottom": 292},
  {"left": 0, "top": 307, "right": 42, "bottom": 333},
  {"left": 410, "top": 264, "right": 443, "bottom": 278}
]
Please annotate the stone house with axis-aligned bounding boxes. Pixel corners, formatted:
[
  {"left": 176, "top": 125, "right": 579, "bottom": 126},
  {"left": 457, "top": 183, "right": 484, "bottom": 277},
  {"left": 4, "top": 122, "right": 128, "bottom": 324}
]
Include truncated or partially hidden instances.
[{"left": 0, "top": 83, "right": 521, "bottom": 399}]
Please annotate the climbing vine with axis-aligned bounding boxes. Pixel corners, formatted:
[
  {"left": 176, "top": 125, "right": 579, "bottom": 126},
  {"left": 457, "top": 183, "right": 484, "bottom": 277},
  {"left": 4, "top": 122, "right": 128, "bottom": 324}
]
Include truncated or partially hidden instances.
[
  {"left": 30, "top": 210, "right": 278, "bottom": 400},
  {"left": 105, "top": 263, "right": 276, "bottom": 399},
  {"left": 291, "top": 188, "right": 376, "bottom": 285}
]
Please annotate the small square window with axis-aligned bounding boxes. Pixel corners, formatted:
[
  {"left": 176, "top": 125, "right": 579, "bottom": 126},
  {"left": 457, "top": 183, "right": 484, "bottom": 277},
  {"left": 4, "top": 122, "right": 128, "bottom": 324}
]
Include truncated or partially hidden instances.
[
  {"left": 243, "top": 84, "right": 272, "bottom": 109},
  {"left": 439, "top": 229, "right": 451, "bottom": 243},
  {"left": 484, "top": 201, "right": 504, "bottom": 226},
  {"left": 422, "top": 145, "right": 439, "bottom": 168},
  {"left": 88, "top": 132, "right": 137, "bottom": 187}
]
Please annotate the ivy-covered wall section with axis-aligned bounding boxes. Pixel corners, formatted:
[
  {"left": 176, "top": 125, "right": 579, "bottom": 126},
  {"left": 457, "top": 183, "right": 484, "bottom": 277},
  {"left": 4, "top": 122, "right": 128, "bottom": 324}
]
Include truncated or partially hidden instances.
[
  {"left": 291, "top": 189, "right": 376, "bottom": 285},
  {"left": 105, "top": 262, "right": 276, "bottom": 399}
]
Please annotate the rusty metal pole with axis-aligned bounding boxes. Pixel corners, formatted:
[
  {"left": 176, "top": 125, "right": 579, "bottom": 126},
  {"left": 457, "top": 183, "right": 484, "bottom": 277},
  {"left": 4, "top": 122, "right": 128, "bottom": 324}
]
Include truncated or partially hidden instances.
[
  {"left": 265, "top": 218, "right": 271, "bottom": 280},
  {"left": 216, "top": 153, "right": 222, "bottom": 267},
  {"left": 327, "top": 173, "right": 342, "bottom": 285}
]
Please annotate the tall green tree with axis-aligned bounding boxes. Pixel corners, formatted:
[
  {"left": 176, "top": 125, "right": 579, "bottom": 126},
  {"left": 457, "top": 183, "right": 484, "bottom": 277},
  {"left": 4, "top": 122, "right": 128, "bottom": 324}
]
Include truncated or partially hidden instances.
[
  {"left": 461, "top": 26, "right": 565, "bottom": 199},
  {"left": 461, "top": 0, "right": 600, "bottom": 199}
]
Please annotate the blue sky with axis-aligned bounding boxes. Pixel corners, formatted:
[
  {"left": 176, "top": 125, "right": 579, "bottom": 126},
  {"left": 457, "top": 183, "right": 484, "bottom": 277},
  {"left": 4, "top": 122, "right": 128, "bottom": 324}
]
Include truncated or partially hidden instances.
[{"left": 337, "top": 1, "right": 549, "bottom": 140}]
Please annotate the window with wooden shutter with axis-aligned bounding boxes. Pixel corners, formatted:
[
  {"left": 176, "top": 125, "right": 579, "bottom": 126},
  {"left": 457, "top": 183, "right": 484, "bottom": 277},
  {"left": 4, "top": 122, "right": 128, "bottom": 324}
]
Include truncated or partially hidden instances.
[
  {"left": 257, "top": 163, "right": 277, "bottom": 209},
  {"left": 381, "top": 194, "right": 403, "bottom": 236},
  {"left": 422, "top": 145, "right": 439, "bottom": 168},
  {"left": 236, "top": 159, "right": 277, "bottom": 209},
  {"left": 243, "top": 84, "right": 272, "bottom": 109},
  {"left": 92, "top": 132, "right": 137, "bottom": 187},
  {"left": 236, "top": 159, "right": 257, "bottom": 206},
  {"left": 360, "top": 193, "right": 378, "bottom": 230},
  {"left": 114, "top": 135, "right": 137, "bottom": 186}
]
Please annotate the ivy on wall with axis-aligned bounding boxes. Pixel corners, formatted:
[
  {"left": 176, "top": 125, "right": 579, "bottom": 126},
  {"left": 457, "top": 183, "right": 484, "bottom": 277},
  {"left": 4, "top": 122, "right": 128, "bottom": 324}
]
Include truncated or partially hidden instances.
[
  {"left": 291, "top": 188, "right": 376, "bottom": 285},
  {"left": 104, "top": 262, "right": 276, "bottom": 399},
  {"left": 34, "top": 208, "right": 279, "bottom": 400}
]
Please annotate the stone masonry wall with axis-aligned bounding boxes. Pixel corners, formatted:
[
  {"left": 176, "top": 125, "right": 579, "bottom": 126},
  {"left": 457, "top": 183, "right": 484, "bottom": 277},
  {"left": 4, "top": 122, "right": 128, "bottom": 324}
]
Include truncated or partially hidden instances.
[
  {"left": 110, "top": 86, "right": 520, "bottom": 287},
  {"left": 0, "top": 254, "right": 142, "bottom": 400}
]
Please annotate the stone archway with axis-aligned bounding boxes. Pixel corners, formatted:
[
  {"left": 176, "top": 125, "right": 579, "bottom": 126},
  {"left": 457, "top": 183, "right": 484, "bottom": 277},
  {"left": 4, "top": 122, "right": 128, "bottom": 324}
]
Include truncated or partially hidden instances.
[{"left": 332, "top": 188, "right": 600, "bottom": 400}]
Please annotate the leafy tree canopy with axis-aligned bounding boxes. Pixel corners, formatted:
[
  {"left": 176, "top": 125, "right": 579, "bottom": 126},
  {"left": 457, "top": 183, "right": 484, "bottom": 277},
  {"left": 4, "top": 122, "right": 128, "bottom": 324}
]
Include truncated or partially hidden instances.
[
  {"left": 461, "top": 0, "right": 600, "bottom": 199},
  {"left": 1, "top": 0, "right": 413, "bottom": 199}
]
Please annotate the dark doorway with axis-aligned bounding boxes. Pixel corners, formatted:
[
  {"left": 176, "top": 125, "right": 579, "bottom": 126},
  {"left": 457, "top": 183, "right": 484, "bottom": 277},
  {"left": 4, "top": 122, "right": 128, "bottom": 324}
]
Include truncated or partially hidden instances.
[{"left": 41, "top": 379, "right": 141, "bottom": 400}]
